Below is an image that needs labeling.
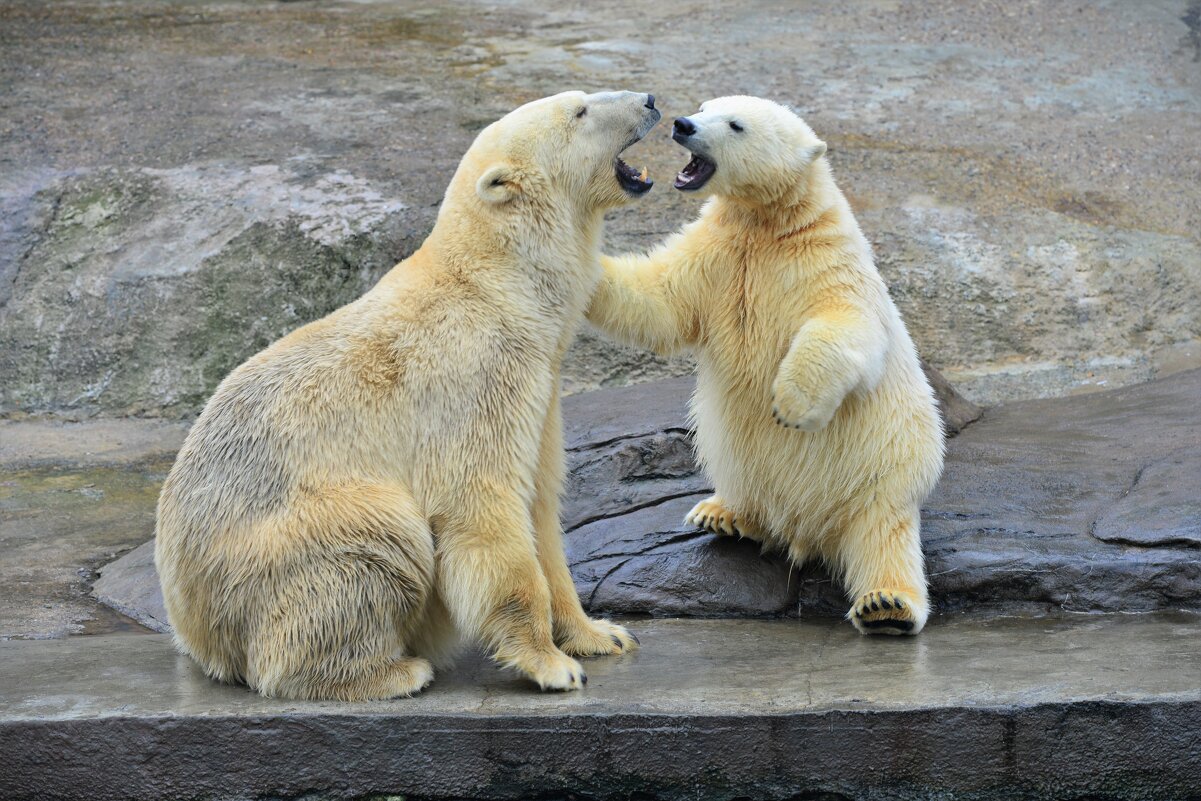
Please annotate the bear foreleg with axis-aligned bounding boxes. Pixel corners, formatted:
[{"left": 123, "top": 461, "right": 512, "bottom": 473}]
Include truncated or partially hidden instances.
[
  {"left": 533, "top": 394, "right": 640, "bottom": 657},
  {"left": 771, "top": 306, "right": 887, "bottom": 432},
  {"left": 437, "top": 488, "right": 589, "bottom": 691}
]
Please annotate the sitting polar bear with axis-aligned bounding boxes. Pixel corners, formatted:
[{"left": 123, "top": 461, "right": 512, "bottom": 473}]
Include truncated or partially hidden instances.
[
  {"left": 588, "top": 96, "right": 944, "bottom": 634},
  {"left": 156, "top": 91, "right": 661, "bottom": 700}
]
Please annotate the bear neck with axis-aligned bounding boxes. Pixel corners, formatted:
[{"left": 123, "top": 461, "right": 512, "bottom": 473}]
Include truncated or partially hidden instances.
[
  {"left": 715, "top": 159, "right": 839, "bottom": 237},
  {"left": 425, "top": 195, "right": 604, "bottom": 324}
]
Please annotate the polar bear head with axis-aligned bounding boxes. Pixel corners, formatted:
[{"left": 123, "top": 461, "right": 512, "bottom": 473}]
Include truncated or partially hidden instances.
[
  {"left": 669, "top": 96, "right": 827, "bottom": 202},
  {"left": 451, "top": 91, "right": 661, "bottom": 218}
]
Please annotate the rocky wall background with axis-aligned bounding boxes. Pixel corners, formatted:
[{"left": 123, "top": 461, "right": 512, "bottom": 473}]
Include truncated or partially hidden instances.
[{"left": 2, "top": 1, "right": 1200, "bottom": 419}]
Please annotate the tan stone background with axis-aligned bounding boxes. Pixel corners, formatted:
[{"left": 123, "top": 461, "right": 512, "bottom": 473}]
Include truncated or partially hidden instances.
[{"left": 2, "top": 0, "right": 1199, "bottom": 417}]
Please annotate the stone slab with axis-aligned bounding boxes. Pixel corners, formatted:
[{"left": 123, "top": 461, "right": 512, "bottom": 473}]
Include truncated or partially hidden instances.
[
  {"left": 89, "top": 539, "right": 168, "bottom": 634},
  {"left": 2, "top": 615, "right": 1200, "bottom": 801},
  {"left": 0, "top": 458, "right": 172, "bottom": 639},
  {"left": 0, "top": 404, "right": 185, "bottom": 637}
]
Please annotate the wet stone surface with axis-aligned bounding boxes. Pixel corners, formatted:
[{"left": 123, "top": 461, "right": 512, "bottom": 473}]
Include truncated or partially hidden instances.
[{"left": 2, "top": 614, "right": 1200, "bottom": 801}]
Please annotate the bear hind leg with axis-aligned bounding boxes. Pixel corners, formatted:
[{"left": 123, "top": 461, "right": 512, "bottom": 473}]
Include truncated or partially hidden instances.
[
  {"left": 247, "top": 484, "right": 438, "bottom": 700},
  {"left": 685, "top": 495, "right": 765, "bottom": 542},
  {"left": 836, "top": 506, "right": 929, "bottom": 636}
]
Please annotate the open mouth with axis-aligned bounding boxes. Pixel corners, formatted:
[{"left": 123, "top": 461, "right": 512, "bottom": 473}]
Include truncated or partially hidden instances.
[
  {"left": 614, "top": 104, "right": 660, "bottom": 196},
  {"left": 674, "top": 153, "right": 716, "bottom": 191},
  {"left": 615, "top": 157, "right": 653, "bottom": 195}
]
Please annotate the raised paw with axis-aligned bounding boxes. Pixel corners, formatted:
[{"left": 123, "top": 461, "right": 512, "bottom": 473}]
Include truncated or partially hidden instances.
[
  {"left": 523, "top": 649, "right": 587, "bottom": 692},
  {"left": 849, "top": 589, "right": 925, "bottom": 636},
  {"left": 770, "top": 380, "right": 838, "bottom": 432},
  {"left": 685, "top": 496, "right": 760, "bottom": 541},
  {"left": 558, "top": 617, "right": 640, "bottom": 657}
]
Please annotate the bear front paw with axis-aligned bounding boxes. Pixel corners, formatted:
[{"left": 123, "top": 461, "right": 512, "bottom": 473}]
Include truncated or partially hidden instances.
[
  {"left": 522, "top": 649, "right": 587, "bottom": 692},
  {"left": 558, "top": 618, "right": 640, "bottom": 657},
  {"left": 770, "top": 381, "right": 837, "bottom": 432}
]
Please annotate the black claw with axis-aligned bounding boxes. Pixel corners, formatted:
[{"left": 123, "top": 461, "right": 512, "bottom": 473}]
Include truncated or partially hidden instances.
[
  {"left": 630, "top": 631, "right": 640, "bottom": 645},
  {"left": 581, "top": 673, "right": 588, "bottom": 686},
  {"left": 611, "top": 634, "right": 623, "bottom": 648}
]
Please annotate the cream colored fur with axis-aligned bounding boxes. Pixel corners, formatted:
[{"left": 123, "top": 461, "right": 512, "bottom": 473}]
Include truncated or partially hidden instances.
[
  {"left": 155, "top": 91, "right": 659, "bottom": 700},
  {"left": 587, "top": 96, "right": 944, "bottom": 634}
]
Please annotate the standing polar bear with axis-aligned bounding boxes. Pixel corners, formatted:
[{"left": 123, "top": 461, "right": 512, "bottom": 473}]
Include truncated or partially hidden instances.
[
  {"left": 156, "top": 91, "right": 660, "bottom": 700},
  {"left": 588, "top": 96, "right": 944, "bottom": 634}
]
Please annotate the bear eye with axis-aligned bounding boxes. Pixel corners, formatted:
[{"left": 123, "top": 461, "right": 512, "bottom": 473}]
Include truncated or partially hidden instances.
[
  {"left": 729, "top": 120, "right": 744, "bottom": 132},
  {"left": 575, "top": 106, "right": 587, "bottom": 119}
]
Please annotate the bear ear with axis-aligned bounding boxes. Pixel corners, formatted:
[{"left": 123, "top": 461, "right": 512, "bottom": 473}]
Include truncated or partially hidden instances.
[
  {"left": 476, "top": 164, "right": 520, "bottom": 204},
  {"left": 798, "top": 141, "right": 827, "bottom": 166}
]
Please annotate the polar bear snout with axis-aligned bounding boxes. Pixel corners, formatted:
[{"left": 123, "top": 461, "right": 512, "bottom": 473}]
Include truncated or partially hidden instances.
[
  {"left": 673, "top": 116, "right": 697, "bottom": 139},
  {"left": 669, "top": 116, "right": 719, "bottom": 192},
  {"left": 624, "top": 93, "right": 662, "bottom": 142},
  {"left": 609, "top": 92, "right": 661, "bottom": 196}
]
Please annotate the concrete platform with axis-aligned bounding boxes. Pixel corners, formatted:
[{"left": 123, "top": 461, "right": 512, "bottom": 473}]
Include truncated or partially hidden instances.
[{"left": 2, "top": 615, "right": 1200, "bottom": 801}]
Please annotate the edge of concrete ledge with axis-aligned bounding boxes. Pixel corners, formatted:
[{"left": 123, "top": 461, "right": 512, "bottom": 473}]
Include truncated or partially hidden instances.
[{"left": 3, "top": 700, "right": 1198, "bottom": 801}]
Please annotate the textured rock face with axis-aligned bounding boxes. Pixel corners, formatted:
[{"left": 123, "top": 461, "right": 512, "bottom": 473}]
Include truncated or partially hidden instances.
[
  {"left": 2, "top": 1, "right": 1200, "bottom": 418},
  {"left": 561, "top": 370, "right": 1201, "bottom": 619},
  {"left": 0, "top": 165, "right": 415, "bottom": 417},
  {"left": 1092, "top": 450, "right": 1201, "bottom": 549},
  {"left": 91, "top": 370, "right": 1201, "bottom": 633}
]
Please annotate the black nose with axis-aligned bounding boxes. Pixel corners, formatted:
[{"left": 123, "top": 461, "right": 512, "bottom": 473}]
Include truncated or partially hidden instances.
[
  {"left": 645, "top": 94, "right": 655, "bottom": 110},
  {"left": 673, "top": 117, "right": 696, "bottom": 137}
]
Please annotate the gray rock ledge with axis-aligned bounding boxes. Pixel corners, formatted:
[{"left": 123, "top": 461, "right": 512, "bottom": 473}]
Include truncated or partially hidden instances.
[
  {"left": 94, "top": 369, "right": 1200, "bottom": 629},
  {"left": 560, "top": 369, "right": 1201, "bottom": 619}
]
